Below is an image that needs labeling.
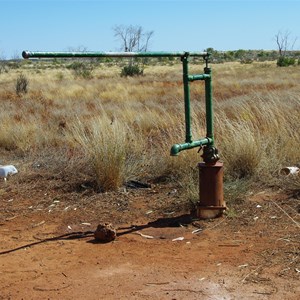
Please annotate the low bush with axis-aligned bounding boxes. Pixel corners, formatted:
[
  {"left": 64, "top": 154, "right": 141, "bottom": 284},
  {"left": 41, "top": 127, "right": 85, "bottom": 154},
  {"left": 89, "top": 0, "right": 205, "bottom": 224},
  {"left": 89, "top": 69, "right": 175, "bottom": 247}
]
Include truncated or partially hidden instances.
[
  {"left": 121, "top": 64, "right": 143, "bottom": 77},
  {"left": 67, "top": 61, "right": 94, "bottom": 79},
  {"left": 15, "top": 73, "right": 29, "bottom": 95},
  {"left": 277, "top": 56, "right": 296, "bottom": 67}
]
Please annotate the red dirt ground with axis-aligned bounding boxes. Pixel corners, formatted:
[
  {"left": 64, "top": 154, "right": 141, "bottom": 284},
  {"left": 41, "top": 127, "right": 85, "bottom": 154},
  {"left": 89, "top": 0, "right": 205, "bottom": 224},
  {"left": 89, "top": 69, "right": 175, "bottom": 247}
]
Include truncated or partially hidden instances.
[{"left": 0, "top": 167, "right": 299, "bottom": 299}]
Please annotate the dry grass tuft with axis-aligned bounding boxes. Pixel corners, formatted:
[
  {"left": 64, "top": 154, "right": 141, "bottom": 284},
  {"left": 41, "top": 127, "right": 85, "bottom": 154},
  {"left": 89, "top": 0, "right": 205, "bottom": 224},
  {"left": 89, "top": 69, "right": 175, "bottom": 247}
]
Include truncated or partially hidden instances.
[
  {"left": 69, "top": 113, "right": 147, "bottom": 191},
  {"left": 215, "top": 89, "right": 300, "bottom": 189}
]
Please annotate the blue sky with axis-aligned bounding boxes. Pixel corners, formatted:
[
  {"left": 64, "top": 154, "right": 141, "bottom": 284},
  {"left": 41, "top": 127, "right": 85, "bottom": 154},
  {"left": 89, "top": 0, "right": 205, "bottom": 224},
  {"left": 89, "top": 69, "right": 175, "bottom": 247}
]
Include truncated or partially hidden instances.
[{"left": 0, "top": 0, "right": 299, "bottom": 58}]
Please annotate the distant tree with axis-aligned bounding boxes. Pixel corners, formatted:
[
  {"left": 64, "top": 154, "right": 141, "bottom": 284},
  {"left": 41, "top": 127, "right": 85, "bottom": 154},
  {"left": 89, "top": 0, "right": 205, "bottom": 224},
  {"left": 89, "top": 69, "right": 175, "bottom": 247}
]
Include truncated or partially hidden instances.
[
  {"left": 113, "top": 25, "right": 154, "bottom": 76},
  {"left": 113, "top": 25, "right": 154, "bottom": 52},
  {"left": 275, "top": 30, "right": 296, "bottom": 57},
  {"left": 67, "top": 45, "right": 88, "bottom": 52},
  {"left": 275, "top": 30, "right": 297, "bottom": 66}
]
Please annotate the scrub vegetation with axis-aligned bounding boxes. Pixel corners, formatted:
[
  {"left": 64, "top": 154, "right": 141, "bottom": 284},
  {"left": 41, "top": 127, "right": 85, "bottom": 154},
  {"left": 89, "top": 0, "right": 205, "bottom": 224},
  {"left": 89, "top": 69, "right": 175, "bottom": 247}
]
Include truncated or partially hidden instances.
[{"left": 0, "top": 58, "right": 299, "bottom": 201}]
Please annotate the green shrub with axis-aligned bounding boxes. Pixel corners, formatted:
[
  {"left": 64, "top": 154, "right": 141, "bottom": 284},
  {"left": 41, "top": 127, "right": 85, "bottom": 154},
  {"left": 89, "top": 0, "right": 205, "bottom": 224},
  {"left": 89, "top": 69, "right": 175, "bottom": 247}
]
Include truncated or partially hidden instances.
[
  {"left": 121, "top": 64, "right": 143, "bottom": 77},
  {"left": 277, "top": 56, "right": 296, "bottom": 67},
  {"left": 67, "top": 61, "right": 93, "bottom": 79}
]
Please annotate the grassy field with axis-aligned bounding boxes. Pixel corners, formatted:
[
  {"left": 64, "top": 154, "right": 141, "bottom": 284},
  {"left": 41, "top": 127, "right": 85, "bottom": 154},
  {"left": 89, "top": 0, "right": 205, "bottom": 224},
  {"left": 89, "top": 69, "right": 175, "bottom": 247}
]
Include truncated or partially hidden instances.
[{"left": 0, "top": 59, "right": 299, "bottom": 202}]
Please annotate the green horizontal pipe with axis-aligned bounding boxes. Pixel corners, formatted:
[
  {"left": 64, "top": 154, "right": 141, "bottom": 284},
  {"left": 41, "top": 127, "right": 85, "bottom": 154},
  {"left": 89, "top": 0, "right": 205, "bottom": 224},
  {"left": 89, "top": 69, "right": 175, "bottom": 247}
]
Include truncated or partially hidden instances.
[
  {"left": 170, "top": 138, "right": 213, "bottom": 156},
  {"left": 188, "top": 74, "right": 211, "bottom": 81},
  {"left": 22, "top": 51, "right": 209, "bottom": 59}
]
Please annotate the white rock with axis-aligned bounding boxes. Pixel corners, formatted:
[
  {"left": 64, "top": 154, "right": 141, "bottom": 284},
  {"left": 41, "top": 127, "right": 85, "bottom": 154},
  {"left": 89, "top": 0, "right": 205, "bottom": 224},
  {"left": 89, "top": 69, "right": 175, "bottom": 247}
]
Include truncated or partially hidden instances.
[{"left": 0, "top": 165, "right": 18, "bottom": 180}]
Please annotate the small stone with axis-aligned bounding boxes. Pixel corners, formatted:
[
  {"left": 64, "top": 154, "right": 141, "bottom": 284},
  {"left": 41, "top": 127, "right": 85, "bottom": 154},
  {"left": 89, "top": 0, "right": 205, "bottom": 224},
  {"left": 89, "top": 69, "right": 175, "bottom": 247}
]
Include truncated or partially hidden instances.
[{"left": 94, "top": 223, "right": 116, "bottom": 242}]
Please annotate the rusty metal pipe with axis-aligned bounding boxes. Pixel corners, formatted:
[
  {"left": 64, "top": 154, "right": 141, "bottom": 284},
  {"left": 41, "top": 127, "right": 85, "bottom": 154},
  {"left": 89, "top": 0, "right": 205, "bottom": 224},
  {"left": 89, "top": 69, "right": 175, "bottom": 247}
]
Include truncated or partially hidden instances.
[{"left": 197, "top": 162, "right": 226, "bottom": 219}]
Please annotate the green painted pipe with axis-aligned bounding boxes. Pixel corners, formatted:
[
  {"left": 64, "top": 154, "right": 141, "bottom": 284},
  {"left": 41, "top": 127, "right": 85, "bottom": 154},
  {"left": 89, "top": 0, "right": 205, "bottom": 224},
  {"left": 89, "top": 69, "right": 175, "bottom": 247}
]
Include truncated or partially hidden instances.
[
  {"left": 22, "top": 51, "right": 209, "bottom": 59},
  {"left": 204, "top": 67, "right": 214, "bottom": 144},
  {"left": 170, "top": 138, "right": 213, "bottom": 156},
  {"left": 181, "top": 54, "right": 192, "bottom": 144},
  {"left": 170, "top": 65, "right": 215, "bottom": 156},
  {"left": 188, "top": 74, "right": 210, "bottom": 81}
]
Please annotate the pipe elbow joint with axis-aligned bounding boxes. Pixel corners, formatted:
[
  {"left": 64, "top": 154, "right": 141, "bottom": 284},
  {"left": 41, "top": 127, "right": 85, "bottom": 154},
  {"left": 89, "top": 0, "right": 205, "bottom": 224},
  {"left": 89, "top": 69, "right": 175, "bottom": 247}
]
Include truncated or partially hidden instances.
[{"left": 170, "top": 144, "right": 181, "bottom": 156}]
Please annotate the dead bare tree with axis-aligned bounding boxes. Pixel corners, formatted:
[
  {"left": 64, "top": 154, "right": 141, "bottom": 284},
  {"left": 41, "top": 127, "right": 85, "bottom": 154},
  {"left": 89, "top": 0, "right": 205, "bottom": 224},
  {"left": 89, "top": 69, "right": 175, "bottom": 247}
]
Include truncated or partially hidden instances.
[
  {"left": 275, "top": 30, "right": 298, "bottom": 67},
  {"left": 113, "top": 25, "right": 154, "bottom": 52},
  {"left": 113, "top": 25, "right": 154, "bottom": 76},
  {"left": 275, "top": 30, "right": 297, "bottom": 57}
]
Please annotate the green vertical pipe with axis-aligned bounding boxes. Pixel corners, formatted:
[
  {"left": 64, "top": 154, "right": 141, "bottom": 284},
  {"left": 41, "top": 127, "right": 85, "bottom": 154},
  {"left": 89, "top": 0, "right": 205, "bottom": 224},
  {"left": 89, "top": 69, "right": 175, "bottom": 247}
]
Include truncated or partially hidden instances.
[
  {"left": 204, "top": 67, "right": 214, "bottom": 146},
  {"left": 182, "top": 54, "right": 192, "bottom": 144}
]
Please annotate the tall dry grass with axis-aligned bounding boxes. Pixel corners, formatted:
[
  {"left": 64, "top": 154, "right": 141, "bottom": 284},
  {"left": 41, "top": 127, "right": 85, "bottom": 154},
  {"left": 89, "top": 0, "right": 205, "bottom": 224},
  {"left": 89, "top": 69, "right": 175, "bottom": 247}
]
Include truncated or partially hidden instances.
[
  {"left": 68, "top": 113, "right": 148, "bottom": 191},
  {"left": 215, "top": 90, "right": 300, "bottom": 182},
  {"left": 0, "top": 60, "right": 299, "bottom": 199}
]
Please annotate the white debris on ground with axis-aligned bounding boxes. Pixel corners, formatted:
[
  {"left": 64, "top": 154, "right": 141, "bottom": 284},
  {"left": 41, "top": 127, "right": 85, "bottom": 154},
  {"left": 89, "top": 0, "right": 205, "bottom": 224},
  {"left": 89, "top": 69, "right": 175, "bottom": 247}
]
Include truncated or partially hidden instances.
[
  {"left": 0, "top": 165, "right": 18, "bottom": 182},
  {"left": 280, "top": 166, "right": 299, "bottom": 175}
]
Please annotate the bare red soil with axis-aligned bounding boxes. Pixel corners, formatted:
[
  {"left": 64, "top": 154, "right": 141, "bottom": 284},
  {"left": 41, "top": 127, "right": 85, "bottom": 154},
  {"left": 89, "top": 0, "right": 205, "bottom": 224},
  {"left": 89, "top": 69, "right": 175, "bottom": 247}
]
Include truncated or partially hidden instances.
[{"left": 0, "top": 167, "right": 299, "bottom": 299}]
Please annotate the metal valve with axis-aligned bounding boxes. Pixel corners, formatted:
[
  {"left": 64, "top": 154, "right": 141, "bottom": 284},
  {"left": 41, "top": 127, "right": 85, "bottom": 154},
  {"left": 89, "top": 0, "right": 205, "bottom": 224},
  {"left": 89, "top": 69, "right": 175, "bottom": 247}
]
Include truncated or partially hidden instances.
[{"left": 201, "top": 146, "right": 220, "bottom": 165}]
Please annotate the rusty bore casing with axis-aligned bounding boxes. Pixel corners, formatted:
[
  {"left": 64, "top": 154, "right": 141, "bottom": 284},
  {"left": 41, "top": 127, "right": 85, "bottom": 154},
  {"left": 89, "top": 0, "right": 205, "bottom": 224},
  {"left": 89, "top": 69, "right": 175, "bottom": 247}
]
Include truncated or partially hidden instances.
[{"left": 197, "top": 161, "right": 225, "bottom": 218}]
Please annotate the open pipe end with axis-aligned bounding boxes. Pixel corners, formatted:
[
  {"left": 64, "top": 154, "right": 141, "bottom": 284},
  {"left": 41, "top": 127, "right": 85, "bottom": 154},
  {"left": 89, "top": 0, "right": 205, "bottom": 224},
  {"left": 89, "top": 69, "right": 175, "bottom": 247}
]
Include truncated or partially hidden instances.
[
  {"left": 22, "top": 51, "right": 30, "bottom": 59},
  {"left": 170, "top": 144, "right": 181, "bottom": 156}
]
